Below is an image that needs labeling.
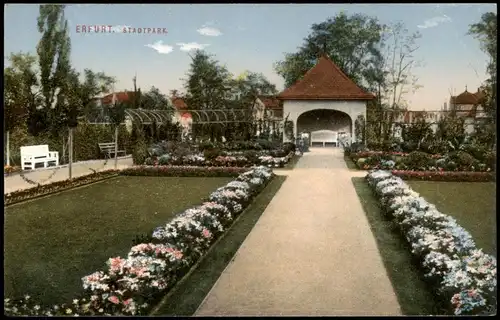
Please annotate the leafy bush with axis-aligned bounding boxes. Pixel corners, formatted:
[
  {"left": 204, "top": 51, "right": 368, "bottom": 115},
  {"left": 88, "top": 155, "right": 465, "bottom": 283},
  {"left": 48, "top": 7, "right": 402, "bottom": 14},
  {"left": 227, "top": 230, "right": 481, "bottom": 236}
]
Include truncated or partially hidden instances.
[
  {"left": 445, "top": 151, "right": 478, "bottom": 171},
  {"left": 172, "top": 143, "right": 192, "bottom": 158},
  {"left": 282, "top": 142, "right": 296, "bottom": 154},
  {"left": 203, "top": 148, "right": 221, "bottom": 161},
  {"left": 404, "top": 151, "right": 433, "bottom": 170},
  {"left": 256, "top": 139, "right": 274, "bottom": 150},
  {"left": 198, "top": 141, "right": 215, "bottom": 152},
  {"left": 424, "top": 140, "right": 450, "bottom": 155},
  {"left": 243, "top": 150, "right": 259, "bottom": 163},
  {"left": 132, "top": 137, "right": 148, "bottom": 166},
  {"left": 158, "top": 154, "right": 171, "bottom": 165}
]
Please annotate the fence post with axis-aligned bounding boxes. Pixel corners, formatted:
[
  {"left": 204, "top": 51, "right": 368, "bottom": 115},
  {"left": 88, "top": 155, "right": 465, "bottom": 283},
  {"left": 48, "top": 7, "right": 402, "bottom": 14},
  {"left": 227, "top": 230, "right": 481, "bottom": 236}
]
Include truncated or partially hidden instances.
[
  {"left": 6, "top": 130, "right": 10, "bottom": 166},
  {"left": 114, "top": 126, "right": 119, "bottom": 169},
  {"left": 68, "top": 127, "right": 73, "bottom": 180}
]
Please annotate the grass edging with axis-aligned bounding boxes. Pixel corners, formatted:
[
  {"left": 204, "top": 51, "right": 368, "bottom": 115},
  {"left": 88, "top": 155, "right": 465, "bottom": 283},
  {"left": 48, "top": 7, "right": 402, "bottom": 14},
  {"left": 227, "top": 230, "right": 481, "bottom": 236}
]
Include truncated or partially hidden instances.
[
  {"left": 283, "top": 154, "right": 301, "bottom": 170},
  {"left": 150, "top": 175, "right": 287, "bottom": 316},
  {"left": 351, "top": 177, "right": 444, "bottom": 315},
  {"left": 343, "top": 155, "right": 359, "bottom": 170}
]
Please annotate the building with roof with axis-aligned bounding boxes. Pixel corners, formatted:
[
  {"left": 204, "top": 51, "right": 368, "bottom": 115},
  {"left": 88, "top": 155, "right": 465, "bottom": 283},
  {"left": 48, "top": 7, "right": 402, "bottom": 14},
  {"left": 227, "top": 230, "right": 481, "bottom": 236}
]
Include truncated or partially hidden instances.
[
  {"left": 169, "top": 94, "right": 193, "bottom": 138},
  {"left": 277, "top": 53, "right": 375, "bottom": 145},
  {"left": 448, "top": 86, "right": 488, "bottom": 134},
  {"left": 253, "top": 95, "right": 283, "bottom": 121}
]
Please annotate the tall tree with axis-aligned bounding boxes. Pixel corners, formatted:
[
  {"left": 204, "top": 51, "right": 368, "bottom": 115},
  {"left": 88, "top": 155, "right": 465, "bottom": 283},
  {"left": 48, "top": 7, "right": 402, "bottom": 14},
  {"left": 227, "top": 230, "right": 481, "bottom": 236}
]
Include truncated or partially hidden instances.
[
  {"left": 274, "top": 12, "right": 385, "bottom": 89},
  {"left": 140, "top": 86, "right": 173, "bottom": 110},
  {"left": 36, "top": 4, "right": 73, "bottom": 134},
  {"left": 377, "top": 22, "right": 422, "bottom": 141},
  {"left": 184, "top": 50, "right": 232, "bottom": 110},
  {"left": 468, "top": 12, "right": 497, "bottom": 125},
  {"left": 184, "top": 50, "right": 233, "bottom": 141},
  {"left": 4, "top": 52, "right": 46, "bottom": 137}
]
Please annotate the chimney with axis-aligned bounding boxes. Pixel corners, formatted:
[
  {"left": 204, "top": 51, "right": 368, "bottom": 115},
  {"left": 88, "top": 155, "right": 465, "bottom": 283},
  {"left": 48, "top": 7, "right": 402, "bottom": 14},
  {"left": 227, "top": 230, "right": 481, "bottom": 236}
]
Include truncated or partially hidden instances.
[{"left": 477, "top": 87, "right": 480, "bottom": 93}]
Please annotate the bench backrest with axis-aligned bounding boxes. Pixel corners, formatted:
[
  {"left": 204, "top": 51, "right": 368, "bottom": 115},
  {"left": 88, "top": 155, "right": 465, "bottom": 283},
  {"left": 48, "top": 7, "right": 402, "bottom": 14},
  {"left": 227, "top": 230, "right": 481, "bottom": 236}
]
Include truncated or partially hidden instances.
[
  {"left": 20, "top": 144, "right": 50, "bottom": 156},
  {"left": 311, "top": 130, "right": 338, "bottom": 143},
  {"left": 98, "top": 142, "right": 117, "bottom": 151}
]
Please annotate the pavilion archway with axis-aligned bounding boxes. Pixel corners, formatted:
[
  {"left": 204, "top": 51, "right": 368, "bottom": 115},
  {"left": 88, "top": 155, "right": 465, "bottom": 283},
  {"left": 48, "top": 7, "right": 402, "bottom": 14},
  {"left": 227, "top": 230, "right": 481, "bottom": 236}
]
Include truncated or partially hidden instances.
[{"left": 296, "top": 109, "right": 352, "bottom": 147}]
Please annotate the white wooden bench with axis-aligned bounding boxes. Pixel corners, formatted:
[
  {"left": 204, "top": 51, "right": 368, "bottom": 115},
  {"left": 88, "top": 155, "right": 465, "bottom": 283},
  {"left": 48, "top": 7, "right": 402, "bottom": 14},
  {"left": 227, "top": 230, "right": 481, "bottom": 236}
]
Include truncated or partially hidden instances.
[
  {"left": 20, "top": 145, "right": 59, "bottom": 170},
  {"left": 98, "top": 142, "right": 126, "bottom": 159},
  {"left": 311, "top": 130, "right": 338, "bottom": 147}
]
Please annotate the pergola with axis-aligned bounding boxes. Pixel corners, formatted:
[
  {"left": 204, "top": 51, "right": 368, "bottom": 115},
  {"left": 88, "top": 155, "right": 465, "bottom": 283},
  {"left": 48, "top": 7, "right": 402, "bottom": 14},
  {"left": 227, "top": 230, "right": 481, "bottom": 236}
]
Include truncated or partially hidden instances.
[{"left": 85, "top": 108, "right": 257, "bottom": 125}]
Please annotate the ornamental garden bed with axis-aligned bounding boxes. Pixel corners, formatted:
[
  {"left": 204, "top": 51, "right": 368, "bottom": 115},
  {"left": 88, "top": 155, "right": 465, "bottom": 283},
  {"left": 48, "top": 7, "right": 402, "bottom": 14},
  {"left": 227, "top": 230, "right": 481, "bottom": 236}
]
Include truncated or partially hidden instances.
[
  {"left": 145, "top": 141, "right": 297, "bottom": 169},
  {"left": 346, "top": 150, "right": 495, "bottom": 181},
  {"left": 362, "top": 170, "right": 496, "bottom": 316},
  {"left": 4, "top": 166, "right": 275, "bottom": 316}
]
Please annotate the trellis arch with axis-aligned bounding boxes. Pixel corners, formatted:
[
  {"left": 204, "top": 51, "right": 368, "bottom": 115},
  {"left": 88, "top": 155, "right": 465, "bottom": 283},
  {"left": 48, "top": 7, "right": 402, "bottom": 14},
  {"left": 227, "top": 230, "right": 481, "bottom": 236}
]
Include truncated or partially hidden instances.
[{"left": 85, "top": 108, "right": 258, "bottom": 125}]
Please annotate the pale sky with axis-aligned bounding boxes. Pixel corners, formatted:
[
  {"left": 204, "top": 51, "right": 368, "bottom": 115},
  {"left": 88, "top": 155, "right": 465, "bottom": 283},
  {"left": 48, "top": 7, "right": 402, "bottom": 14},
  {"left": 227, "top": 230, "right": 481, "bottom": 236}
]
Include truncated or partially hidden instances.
[{"left": 4, "top": 3, "right": 497, "bottom": 110}]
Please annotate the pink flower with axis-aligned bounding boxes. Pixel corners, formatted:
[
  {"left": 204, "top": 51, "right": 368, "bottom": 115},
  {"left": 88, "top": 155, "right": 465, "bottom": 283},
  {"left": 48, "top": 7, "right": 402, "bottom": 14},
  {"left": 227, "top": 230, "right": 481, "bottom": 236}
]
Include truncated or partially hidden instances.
[
  {"left": 108, "top": 257, "right": 125, "bottom": 273},
  {"left": 202, "top": 228, "right": 212, "bottom": 238},
  {"left": 108, "top": 296, "right": 120, "bottom": 304},
  {"left": 123, "top": 298, "right": 132, "bottom": 306},
  {"left": 173, "top": 250, "right": 183, "bottom": 260}
]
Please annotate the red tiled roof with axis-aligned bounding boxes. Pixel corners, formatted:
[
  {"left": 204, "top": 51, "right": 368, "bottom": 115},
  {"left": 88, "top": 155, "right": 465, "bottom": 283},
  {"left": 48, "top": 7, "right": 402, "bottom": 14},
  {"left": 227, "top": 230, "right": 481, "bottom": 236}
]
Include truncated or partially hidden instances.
[
  {"left": 171, "top": 97, "right": 187, "bottom": 110},
  {"left": 258, "top": 95, "right": 282, "bottom": 109},
  {"left": 101, "top": 92, "right": 134, "bottom": 105},
  {"left": 277, "top": 54, "right": 375, "bottom": 100},
  {"left": 451, "top": 89, "right": 484, "bottom": 105}
]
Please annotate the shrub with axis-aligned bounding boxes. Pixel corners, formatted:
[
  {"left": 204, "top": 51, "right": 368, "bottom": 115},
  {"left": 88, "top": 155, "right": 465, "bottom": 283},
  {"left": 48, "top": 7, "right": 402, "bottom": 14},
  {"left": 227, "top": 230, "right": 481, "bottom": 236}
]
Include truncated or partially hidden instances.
[
  {"left": 243, "top": 150, "right": 259, "bottom": 164},
  {"left": 198, "top": 141, "right": 215, "bottom": 152},
  {"left": 256, "top": 139, "right": 274, "bottom": 150},
  {"left": 445, "top": 151, "right": 479, "bottom": 171},
  {"left": 132, "top": 132, "right": 148, "bottom": 165},
  {"left": 404, "top": 151, "right": 433, "bottom": 170},
  {"left": 172, "top": 143, "right": 192, "bottom": 158},
  {"left": 203, "top": 148, "right": 221, "bottom": 161},
  {"left": 121, "top": 166, "right": 248, "bottom": 178},
  {"left": 282, "top": 142, "right": 296, "bottom": 154},
  {"left": 158, "top": 154, "right": 171, "bottom": 165}
]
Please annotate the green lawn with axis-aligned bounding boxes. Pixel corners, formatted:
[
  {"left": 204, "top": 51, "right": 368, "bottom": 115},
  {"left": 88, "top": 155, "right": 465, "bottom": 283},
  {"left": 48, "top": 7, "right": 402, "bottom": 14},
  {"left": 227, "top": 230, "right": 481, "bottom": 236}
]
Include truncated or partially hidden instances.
[
  {"left": 4, "top": 176, "right": 233, "bottom": 307},
  {"left": 151, "top": 175, "right": 287, "bottom": 316},
  {"left": 352, "top": 177, "right": 444, "bottom": 315},
  {"left": 406, "top": 181, "right": 496, "bottom": 256},
  {"left": 343, "top": 155, "right": 359, "bottom": 170},
  {"left": 283, "top": 154, "right": 301, "bottom": 170}
]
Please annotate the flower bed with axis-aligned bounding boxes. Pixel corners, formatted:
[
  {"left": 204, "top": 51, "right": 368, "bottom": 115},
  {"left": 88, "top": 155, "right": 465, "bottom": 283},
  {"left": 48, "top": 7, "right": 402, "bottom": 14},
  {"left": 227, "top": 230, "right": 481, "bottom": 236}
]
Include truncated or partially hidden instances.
[
  {"left": 4, "top": 170, "right": 120, "bottom": 206},
  {"left": 351, "top": 150, "right": 493, "bottom": 174},
  {"left": 391, "top": 170, "right": 496, "bottom": 182},
  {"left": 366, "top": 170, "right": 497, "bottom": 315},
  {"left": 146, "top": 151, "right": 295, "bottom": 169},
  {"left": 4, "top": 165, "right": 22, "bottom": 176},
  {"left": 4, "top": 166, "right": 275, "bottom": 316},
  {"left": 120, "top": 165, "right": 248, "bottom": 178}
]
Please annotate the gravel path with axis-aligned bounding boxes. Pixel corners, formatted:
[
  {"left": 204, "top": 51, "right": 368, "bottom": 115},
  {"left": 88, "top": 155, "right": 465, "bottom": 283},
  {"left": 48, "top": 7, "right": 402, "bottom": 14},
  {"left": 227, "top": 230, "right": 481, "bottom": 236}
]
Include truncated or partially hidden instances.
[
  {"left": 195, "top": 147, "right": 401, "bottom": 316},
  {"left": 4, "top": 156, "right": 134, "bottom": 194}
]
